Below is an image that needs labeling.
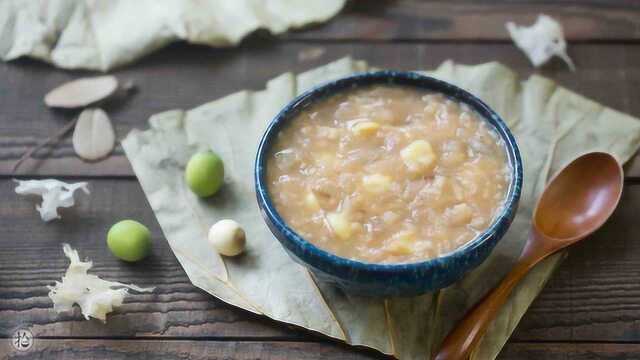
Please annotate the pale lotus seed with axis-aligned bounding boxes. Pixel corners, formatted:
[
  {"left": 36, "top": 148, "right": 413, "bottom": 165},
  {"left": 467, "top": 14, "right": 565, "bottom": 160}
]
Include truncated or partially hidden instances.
[{"left": 208, "top": 219, "right": 246, "bottom": 256}]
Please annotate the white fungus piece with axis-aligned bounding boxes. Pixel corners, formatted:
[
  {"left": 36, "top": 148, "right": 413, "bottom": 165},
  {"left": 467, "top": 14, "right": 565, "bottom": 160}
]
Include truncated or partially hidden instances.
[
  {"left": 14, "top": 179, "right": 90, "bottom": 222},
  {"left": 48, "top": 244, "right": 154, "bottom": 322},
  {"left": 506, "top": 14, "right": 575, "bottom": 71},
  {"left": 208, "top": 219, "right": 246, "bottom": 256}
]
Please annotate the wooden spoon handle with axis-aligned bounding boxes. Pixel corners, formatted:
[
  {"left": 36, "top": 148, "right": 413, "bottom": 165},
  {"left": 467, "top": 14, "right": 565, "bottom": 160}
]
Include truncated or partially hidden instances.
[{"left": 435, "top": 232, "right": 549, "bottom": 360}]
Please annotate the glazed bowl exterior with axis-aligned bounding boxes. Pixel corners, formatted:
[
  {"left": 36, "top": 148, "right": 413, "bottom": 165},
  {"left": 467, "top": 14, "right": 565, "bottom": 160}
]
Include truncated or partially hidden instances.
[{"left": 255, "top": 71, "right": 523, "bottom": 297}]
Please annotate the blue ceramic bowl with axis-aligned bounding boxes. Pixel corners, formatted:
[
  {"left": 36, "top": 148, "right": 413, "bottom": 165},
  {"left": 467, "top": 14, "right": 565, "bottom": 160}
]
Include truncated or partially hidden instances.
[{"left": 255, "top": 71, "right": 523, "bottom": 297}]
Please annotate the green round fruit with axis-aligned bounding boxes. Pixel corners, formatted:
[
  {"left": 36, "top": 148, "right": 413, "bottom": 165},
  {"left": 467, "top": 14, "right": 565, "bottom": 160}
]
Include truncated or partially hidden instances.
[
  {"left": 107, "top": 220, "right": 152, "bottom": 262},
  {"left": 185, "top": 151, "right": 225, "bottom": 197}
]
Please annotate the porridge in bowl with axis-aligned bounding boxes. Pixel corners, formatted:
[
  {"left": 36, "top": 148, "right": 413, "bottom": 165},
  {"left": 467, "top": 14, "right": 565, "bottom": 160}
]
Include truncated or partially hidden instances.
[{"left": 266, "top": 85, "right": 510, "bottom": 264}]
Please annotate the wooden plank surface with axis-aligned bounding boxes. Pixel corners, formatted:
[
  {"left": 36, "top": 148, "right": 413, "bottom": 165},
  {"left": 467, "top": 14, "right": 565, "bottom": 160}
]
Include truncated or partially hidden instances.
[
  {"left": 2, "top": 178, "right": 640, "bottom": 347},
  {"left": 3, "top": 42, "right": 640, "bottom": 177},
  {"left": 0, "top": 178, "right": 293, "bottom": 340},
  {"left": 3, "top": 339, "right": 640, "bottom": 360},
  {"left": 512, "top": 186, "right": 640, "bottom": 342},
  {"left": 501, "top": 342, "right": 640, "bottom": 360},
  {"left": 289, "top": 0, "right": 640, "bottom": 41},
  {"left": 0, "top": 339, "right": 388, "bottom": 360},
  {"left": 3, "top": 1, "right": 640, "bottom": 359}
]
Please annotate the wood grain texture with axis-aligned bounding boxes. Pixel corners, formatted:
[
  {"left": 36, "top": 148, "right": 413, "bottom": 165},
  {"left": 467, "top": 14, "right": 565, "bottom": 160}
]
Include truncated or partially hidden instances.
[
  {"left": 2, "top": 339, "right": 640, "bottom": 360},
  {"left": 2, "top": 180, "right": 640, "bottom": 345},
  {"left": 289, "top": 0, "right": 640, "bottom": 41},
  {"left": 513, "top": 186, "right": 640, "bottom": 342},
  {"left": 3, "top": 2, "right": 640, "bottom": 358},
  {"left": 0, "top": 178, "right": 296, "bottom": 340},
  {"left": 2, "top": 42, "right": 640, "bottom": 177},
  {"left": 0, "top": 339, "right": 385, "bottom": 360},
  {"left": 500, "top": 342, "right": 640, "bottom": 360}
]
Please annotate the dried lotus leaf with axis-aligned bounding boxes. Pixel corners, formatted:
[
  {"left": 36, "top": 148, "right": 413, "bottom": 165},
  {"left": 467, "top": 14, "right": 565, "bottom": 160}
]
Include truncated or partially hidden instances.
[
  {"left": 72, "top": 108, "right": 116, "bottom": 161},
  {"left": 44, "top": 76, "right": 118, "bottom": 108}
]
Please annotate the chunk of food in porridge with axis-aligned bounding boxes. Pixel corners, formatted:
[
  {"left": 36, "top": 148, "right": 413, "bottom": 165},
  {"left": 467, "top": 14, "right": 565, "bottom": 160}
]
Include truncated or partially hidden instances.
[
  {"left": 351, "top": 121, "right": 381, "bottom": 137},
  {"left": 267, "top": 85, "right": 510, "bottom": 263},
  {"left": 400, "top": 140, "right": 437, "bottom": 176}
]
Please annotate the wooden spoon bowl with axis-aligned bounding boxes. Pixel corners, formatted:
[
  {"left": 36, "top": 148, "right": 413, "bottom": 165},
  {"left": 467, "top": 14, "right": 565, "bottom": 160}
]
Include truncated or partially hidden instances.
[{"left": 535, "top": 152, "right": 623, "bottom": 242}]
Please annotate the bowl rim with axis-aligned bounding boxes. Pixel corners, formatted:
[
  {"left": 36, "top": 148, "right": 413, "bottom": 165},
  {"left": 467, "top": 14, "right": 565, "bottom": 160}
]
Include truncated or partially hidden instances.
[{"left": 255, "top": 70, "right": 523, "bottom": 277}]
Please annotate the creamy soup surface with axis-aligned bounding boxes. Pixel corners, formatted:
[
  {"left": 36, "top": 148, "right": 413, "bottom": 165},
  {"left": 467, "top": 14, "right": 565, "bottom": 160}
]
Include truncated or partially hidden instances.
[{"left": 267, "top": 85, "right": 510, "bottom": 264}]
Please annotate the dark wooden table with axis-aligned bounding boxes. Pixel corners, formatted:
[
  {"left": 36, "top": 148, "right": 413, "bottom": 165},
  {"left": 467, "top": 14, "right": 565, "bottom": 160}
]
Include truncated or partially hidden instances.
[{"left": 3, "top": 2, "right": 640, "bottom": 359}]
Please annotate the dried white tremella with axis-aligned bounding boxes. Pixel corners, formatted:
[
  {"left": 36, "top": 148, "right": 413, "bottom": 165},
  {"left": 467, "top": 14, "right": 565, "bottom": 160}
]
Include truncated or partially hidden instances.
[
  {"left": 44, "top": 76, "right": 119, "bottom": 109},
  {"left": 208, "top": 219, "right": 246, "bottom": 256},
  {"left": 506, "top": 14, "right": 575, "bottom": 71},
  {"left": 73, "top": 108, "right": 116, "bottom": 161},
  {"left": 48, "top": 244, "right": 154, "bottom": 322},
  {"left": 14, "top": 179, "right": 89, "bottom": 222}
]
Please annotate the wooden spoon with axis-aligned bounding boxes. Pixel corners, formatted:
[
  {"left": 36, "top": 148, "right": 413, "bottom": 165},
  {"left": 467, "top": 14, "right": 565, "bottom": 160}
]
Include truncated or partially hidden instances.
[{"left": 435, "top": 152, "right": 623, "bottom": 360}]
